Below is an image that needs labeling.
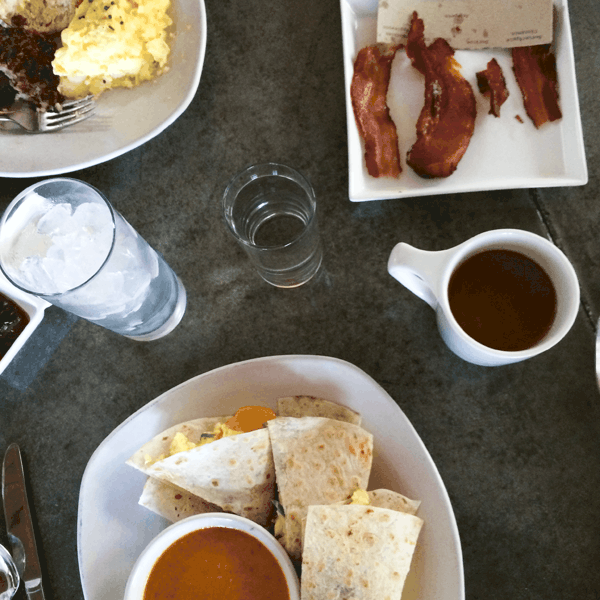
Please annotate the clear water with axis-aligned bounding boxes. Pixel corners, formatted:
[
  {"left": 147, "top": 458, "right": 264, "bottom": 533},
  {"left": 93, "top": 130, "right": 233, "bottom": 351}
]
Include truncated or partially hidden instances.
[
  {"left": 253, "top": 213, "right": 306, "bottom": 247},
  {"left": 229, "top": 176, "right": 323, "bottom": 287}
]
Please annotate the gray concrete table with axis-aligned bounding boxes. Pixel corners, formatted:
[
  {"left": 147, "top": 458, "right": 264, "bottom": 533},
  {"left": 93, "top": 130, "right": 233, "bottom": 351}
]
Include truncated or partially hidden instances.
[{"left": 0, "top": 0, "right": 599, "bottom": 598}]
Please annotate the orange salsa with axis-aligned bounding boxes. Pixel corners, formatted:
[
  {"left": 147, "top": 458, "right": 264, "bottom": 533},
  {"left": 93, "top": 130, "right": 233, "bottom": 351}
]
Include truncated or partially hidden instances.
[
  {"left": 143, "top": 526, "right": 290, "bottom": 600},
  {"left": 225, "top": 405, "right": 277, "bottom": 433}
]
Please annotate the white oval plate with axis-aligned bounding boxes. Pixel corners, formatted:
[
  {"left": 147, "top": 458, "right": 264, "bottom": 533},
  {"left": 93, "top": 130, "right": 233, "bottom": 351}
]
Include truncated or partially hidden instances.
[
  {"left": 77, "top": 355, "right": 464, "bottom": 600},
  {"left": 0, "top": 0, "right": 207, "bottom": 178}
]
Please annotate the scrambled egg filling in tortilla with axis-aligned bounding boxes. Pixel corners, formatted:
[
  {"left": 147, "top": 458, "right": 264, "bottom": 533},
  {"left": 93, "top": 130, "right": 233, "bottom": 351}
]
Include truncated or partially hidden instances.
[
  {"left": 144, "top": 423, "right": 242, "bottom": 466},
  {"left": 273, "top": 488, "right": 371, "bottom": 538},
  {"left": 348, "top": 488, "right": 370, "bottom": 505},
  {"left": 52, "top": 0, "right": 172, "bottom": 98},
  {"left": 274, "top": 512, "right": 285, "bottom": 539}
]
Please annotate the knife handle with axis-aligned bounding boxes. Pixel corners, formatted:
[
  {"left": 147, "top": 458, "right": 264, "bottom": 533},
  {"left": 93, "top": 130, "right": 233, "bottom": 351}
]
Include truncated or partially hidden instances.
[{"left": 25, "top": 582, "right": 45, "bottom": 600}]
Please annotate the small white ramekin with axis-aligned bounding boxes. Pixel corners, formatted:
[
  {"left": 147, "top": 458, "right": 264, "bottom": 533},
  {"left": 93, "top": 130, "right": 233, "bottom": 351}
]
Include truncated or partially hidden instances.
[
  {"left": 0, "top": 269, "right": 48, "bottom": 376},
  {"left": 123, "top": 513, "right": 300, "bottom": 600}
]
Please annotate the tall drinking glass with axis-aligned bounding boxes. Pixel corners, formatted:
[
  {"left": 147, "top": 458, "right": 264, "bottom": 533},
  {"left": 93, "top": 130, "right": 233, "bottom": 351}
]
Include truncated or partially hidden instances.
[{"left": 0, "top": 178, "right": 186, "bottom": 340}]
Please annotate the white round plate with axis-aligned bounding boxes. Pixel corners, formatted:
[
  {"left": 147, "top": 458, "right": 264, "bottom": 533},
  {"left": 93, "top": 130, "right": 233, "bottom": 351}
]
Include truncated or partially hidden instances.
[
  {"left": 0, "top": 0, "right": 207, "bottom": 178},
  {"left": 77, "top": 355, "right": 465, "bottom": 600}
]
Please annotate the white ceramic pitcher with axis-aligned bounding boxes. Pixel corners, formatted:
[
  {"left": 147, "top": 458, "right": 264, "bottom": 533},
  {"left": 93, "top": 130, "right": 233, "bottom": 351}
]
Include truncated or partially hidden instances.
[{"left": 387, "top": 229, "right": 580, "bottom": 366}]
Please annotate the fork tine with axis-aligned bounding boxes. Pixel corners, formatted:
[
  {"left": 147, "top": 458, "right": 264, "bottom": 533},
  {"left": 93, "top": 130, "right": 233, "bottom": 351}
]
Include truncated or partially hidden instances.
[
  {"left": 43, "top": 105, "right": 96, "bottom": 130},
  {"left": 45, "top": 102, "right": 96, "bottom": 122},
  {"left": 59, "top": 95, "right": 95, "bottom": 110},
  {"left": 45, "top": 110, "right": 96, "bottom": 130},
  {"left": 49, "top": 103, "right": 95, "bottom": 119},
  {"left": 0, "top": 95, "right": 97, "bottom": 132},
  {"left": 47, "top": 97, "right": 96, "bottom": 118}
]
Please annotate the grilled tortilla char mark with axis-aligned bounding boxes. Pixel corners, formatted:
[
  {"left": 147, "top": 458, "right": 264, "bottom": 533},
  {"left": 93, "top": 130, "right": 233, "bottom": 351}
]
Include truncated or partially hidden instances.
[
  {"left": 405, "top": 11, "right": 476, "bottom": 179},
  {"left": 512, "top": 44, "right": 561, "bottom": 128},
  {"left": 476, "top": 58, "right": 509, "bottom": 117},
  {"left": 351, "top": 43, "right": 402, "bottom": 178}
]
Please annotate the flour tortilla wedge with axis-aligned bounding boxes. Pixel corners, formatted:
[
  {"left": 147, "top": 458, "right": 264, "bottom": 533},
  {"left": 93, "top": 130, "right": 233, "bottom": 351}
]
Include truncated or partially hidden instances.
[
  {"left": 126, "top": 416, "right": 232, "bottom": 473},
  {"left": 285, "top": 489, "right": 420, "bottom": 565},
  {"left": 301, "top": 504, "right": 424, "bottom": 600},
  {"left": 139, "top": 477, "right": 223, "bottom": 522},
  {"left": 267, "top": 416, "right": 373, "bottom": 560},
  {"left": 127, "top": 416, "right": 275, "bottom": 527},
  {"left": 277, "top": 396, "right": 362, "bottom": 426},
  {"left": 354, "top": 488, "right": 421, "bottom": 515}
]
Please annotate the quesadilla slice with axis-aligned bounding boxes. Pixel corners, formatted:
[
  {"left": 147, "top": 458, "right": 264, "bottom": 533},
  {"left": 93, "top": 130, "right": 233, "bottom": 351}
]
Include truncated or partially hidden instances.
[
  {"left": 139, "top": 477, "right": 224, "bottom": 522},
  {"left": 341, "top": 487, "right": 421, "bottom": 515},
  {"left": 267, "top": 416, "right": 373, "bottom": 560},
  {"left": 127, "top": 412, "right": 276, "bottom": 527},
  {"left": 277, "top": 396, "right": 362, "bottom": 425},
  {"left": 127, "top": 416, "right": 233, "bottom": 472},
  {"left": 301, "top": 503, "right": 424, "bottom": 600}
]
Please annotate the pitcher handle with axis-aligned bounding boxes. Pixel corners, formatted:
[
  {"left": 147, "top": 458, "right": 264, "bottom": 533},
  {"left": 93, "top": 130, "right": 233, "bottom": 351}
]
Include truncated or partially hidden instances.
[{"left": 387, "top": 243, "right": 456, "bottom": 310}]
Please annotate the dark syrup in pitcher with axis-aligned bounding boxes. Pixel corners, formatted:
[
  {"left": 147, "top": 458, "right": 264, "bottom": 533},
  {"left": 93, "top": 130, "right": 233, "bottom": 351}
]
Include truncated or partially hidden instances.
[{"left": 448, "top": 249, "right": 557, "bottom": 352}]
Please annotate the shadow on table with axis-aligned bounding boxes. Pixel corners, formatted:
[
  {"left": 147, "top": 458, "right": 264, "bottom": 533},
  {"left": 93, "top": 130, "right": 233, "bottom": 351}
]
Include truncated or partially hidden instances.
[{"left": 1, "top": 306, "right": 78, "bottom": 391}]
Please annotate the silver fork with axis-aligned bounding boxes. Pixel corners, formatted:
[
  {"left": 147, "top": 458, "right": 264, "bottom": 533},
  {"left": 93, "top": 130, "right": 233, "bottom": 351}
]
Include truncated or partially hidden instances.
[{"left": 0, "top": 95, "right": 96, "bottom": 132}]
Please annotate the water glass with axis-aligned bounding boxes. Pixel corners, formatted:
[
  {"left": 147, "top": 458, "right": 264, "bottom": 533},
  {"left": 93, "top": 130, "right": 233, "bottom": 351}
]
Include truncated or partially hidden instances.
[
  {"left": 0, "top": 178, "right": 186, "bottom": 341},
  {"left": 222, "top": 163, "right": 323, "bottom": 288}
]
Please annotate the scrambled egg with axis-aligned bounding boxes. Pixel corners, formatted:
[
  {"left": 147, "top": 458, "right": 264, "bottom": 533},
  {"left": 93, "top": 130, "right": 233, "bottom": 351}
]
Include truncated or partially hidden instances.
[
  {"left": 52, "top": 0, "right": 172, "bottom": 98},
  {"left": 169, "top": 431, "right": 197, "bottom": 454},
  {"left": 273, "top": 489, "right": 370, "bottom": 539},
  {"left": 144, "top": 424, "right": 242, "bottom": 466},
  {"left": 348, "top": 488, "right": 370, "bottom": 505},
  {"left": 274, "top": 513, "right": 285, "bottom": 539}
]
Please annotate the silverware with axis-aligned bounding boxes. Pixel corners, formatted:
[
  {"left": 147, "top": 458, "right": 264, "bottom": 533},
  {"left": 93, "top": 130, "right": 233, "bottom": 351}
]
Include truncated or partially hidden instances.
[
  {"left": 0, "top": 96, "right": 96, "bottom": 132},
  {"left": 2, "top": 444, "right": 45, "bottom": 600}
]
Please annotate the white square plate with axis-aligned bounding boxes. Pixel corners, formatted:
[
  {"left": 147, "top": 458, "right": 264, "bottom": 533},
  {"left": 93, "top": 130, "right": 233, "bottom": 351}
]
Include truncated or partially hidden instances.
[
  {"left": 341, "top": 0, "right": 587, "bottom": 201},
  {"left": 77, "top": 355, "right": 464, "bottom": 600},
  {"left": 0, "top": 0, "right": 207, "bottom": 178}
]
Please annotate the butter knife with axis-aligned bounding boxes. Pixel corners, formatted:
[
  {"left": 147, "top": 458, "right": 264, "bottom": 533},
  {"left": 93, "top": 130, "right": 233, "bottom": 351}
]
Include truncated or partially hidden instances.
[{"left": 2, "top": 444, "right": 45, "bottom": 600}]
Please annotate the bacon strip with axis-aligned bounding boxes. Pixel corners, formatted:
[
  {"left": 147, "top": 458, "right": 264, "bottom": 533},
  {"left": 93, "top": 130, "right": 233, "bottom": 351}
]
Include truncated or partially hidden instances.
[
  {"left": 476, "top": 58, "right": 509, "bottom": 117},
  {"left": 512, "top": 45, "right": 561, "bottom": 128},
  {"left": 351, "top": 44, "right": 401, "bottom": 178},
  {"left": 405, "top": 12, "right": 476, "bottom": 179}
]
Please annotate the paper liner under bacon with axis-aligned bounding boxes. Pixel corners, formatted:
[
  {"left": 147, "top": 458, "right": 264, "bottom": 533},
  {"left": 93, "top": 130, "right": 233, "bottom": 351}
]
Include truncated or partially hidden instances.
[
  {"left": 476, "top": 58, "right": 509, "bottom": 118},
  {"left": 512, "top": 44, "right": 561, "bottom": 128},
  {"left": 350, "top": 43, "right": 402, "bottom": 178},
  {"left": 405, "top": 12, "right": 476, "bottom": 179}
]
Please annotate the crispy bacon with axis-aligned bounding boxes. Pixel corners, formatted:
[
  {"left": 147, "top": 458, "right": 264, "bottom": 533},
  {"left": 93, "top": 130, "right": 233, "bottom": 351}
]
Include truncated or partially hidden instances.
[
  {"left": 405, "top": 12, "right": 476, "bottom": 179},
  {"left": 476, "top": 58, "right": 509, "bottom": 117},
  {"left": 512, "top": 44, "right": 561, "bottom": 128},
  {"left": 350, "top": 43, "right": 401, "bottom": 178}
]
